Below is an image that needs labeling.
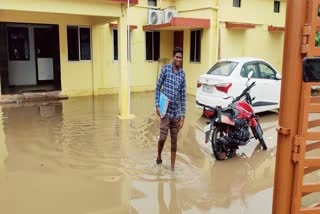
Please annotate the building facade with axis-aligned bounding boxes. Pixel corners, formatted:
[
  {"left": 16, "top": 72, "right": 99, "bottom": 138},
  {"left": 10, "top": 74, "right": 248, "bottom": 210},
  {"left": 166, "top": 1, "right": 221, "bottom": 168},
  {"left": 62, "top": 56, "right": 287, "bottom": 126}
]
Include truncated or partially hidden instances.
[{"left": 0, "top": 0, "right": 286, "bottom": 115}]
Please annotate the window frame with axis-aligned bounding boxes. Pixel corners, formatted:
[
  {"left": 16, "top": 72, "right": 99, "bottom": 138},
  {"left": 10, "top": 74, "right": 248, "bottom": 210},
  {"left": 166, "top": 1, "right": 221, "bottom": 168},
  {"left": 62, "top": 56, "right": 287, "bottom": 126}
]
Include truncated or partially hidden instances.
[
  {"left": 145, "top": 31, "right": 160, "bottom": 61},
  {"left": 66, "top": 25, "right": 92, "bottom": 62},
  {"left": 233, "top": 0, "right": 241, "bottom": 8},
  {"left": 274, "top": 1, "right": 280, "bottom": 13},
  {"left": 190, "top": 29, "right": 202, "bottom": 63}
]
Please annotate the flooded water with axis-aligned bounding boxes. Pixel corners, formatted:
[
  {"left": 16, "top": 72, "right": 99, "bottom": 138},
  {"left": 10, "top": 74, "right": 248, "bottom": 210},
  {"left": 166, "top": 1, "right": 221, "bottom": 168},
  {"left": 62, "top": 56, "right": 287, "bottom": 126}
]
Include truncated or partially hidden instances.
[{"left": 0, "top": 92, "right": 280, "bottom": 214}]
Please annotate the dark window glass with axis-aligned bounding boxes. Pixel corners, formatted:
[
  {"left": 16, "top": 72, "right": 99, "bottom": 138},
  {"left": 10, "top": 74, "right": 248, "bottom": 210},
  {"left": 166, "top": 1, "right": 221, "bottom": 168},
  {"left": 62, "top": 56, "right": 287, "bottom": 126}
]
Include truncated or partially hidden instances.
[
  {"left": 195, "top": 30, "right": 201, "bottom": 62},
  {"left": 80, "top": 28, "right": 91, "bottom": 60},
  {"left": 146, "top": 32, "right": 153, "bottom": 60},
  {"left": 146, "top": 31, "right": 160, "bottom": 61},
  {"left": 274, "top": 1, "right": 280, "bottom": 13},
  {"left": 233, "top": 0, "right": 241, "bottom": 7},
  {"left": 113, "top": 29, "right": 118, "bottom": 61},
  {"left": 190, "top": 31, "right": 195, "bottom": 62},
  {"left": 7, "top": 27, "right": 30, "bottom": 61},
  {"left": 148, "top": 0, "right": 157, "bottom": 6},
  {"left": 67, "top": 26, "right": 79, "bottom": 61},
  {"left": 190, "top": 30, "right": 201, "bottom": 62},
  {"left": 153, "top": 31, "right": 160, "bottom": 61},
  {"left": 259, "top": 63, "right": 276, "bottom": 79}
]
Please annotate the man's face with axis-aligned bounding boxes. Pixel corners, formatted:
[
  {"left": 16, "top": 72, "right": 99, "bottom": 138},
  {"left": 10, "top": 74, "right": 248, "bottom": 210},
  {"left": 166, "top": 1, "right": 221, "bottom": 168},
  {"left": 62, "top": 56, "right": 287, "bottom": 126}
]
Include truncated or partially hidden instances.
[{"left": 173, "top": 53, "right": 182, "bottom": 67}]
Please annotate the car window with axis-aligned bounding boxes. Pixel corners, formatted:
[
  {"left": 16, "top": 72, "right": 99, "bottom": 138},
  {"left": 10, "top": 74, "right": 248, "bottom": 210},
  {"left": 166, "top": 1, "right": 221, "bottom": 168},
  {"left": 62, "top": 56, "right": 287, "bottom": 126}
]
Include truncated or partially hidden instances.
[
  {"left": 259, "top": 63, "right": 276, "bottom": 79},
  {"left": 207, "top": 61, "right": 238, "bottom": 76},
  {"left": 240, "top": 63, "right": 259, "bottom": 78}
]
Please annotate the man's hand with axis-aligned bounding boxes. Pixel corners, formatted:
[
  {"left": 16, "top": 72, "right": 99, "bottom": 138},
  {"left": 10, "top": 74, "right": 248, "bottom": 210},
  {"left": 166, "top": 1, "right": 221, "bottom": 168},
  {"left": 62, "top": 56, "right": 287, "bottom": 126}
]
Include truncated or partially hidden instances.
[
  {"left": 156, "top": 106, "right": 160, "bottom": 117},
  {"left": 179, "top": 117, "right": 184, "bottom": 129}
]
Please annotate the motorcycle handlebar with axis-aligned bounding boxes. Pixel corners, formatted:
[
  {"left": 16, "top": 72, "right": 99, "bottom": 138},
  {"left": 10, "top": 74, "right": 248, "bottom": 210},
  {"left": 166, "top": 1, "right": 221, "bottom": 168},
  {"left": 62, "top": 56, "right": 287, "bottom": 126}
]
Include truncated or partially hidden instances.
[{"left": 235, "top": 81, "right": 256, "bottom": 101}]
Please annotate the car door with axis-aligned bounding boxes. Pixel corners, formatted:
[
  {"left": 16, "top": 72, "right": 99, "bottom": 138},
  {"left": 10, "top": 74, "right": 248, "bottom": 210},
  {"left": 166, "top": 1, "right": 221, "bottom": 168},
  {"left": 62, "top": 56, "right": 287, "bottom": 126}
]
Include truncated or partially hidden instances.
[
  {"left": 240, "top": 62, "right": 261, "bottom": 104},
  {"left": 255, "top": 62, "right": 281, "bottom": 107}
]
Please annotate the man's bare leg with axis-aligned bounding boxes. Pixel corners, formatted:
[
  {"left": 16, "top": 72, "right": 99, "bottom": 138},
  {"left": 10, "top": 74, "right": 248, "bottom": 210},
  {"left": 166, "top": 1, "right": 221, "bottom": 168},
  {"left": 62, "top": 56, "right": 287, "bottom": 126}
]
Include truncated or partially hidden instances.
[{"left": 171, "top": 152, "right": 176, "bottom": 171}]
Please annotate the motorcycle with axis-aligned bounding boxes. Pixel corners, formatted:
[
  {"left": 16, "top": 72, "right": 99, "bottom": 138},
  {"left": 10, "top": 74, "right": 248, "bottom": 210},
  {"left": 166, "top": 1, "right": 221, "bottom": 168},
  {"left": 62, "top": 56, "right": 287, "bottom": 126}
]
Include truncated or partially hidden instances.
[{"left": 203, "top": 72, "right": 267, "bottom": 160}]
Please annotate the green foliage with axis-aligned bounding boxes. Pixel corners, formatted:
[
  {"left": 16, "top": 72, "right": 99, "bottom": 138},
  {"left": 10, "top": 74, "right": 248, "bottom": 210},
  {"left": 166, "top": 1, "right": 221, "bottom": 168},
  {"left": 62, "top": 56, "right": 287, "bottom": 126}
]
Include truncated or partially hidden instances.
[{"left": 316, "top": 32, "right": 320, "bottom": 47}]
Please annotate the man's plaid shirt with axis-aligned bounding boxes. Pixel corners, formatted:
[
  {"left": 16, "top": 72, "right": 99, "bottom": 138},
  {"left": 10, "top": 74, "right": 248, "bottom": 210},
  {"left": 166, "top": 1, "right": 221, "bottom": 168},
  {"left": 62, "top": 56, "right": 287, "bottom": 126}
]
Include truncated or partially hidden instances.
[{"left": 155, "top": 63, "right": 186, "bottom": 118}]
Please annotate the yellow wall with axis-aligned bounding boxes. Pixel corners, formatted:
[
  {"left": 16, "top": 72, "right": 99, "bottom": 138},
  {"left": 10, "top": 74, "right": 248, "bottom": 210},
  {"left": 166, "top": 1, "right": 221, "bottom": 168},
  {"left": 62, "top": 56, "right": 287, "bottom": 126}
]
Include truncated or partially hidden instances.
[
  {"left": 0, "top": 0, "right": 121, "bottom": 17},
  {"left": 219, "top": 0, "right": 286, "bottom": 26},
  {"left": 220, "top": 26, "right": 284, "bottom": 72},
  {"left": 219, "top": 0, "right": 286, "bottom": 72}
]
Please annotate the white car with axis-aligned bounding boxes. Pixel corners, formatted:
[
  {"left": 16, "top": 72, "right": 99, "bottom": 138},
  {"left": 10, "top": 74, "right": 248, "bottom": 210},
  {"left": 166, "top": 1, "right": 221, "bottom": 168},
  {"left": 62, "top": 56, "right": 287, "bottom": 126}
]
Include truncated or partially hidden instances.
[{"left": 196, "top": 57, "right": 282, "bottom": 114}]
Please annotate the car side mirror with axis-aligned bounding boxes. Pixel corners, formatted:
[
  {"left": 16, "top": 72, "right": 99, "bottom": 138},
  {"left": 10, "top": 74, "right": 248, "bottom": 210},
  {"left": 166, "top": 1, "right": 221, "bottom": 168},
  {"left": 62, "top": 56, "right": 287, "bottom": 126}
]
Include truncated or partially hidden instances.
[{"left": 275, "top": 73, "right": 282, "bottom": 80}]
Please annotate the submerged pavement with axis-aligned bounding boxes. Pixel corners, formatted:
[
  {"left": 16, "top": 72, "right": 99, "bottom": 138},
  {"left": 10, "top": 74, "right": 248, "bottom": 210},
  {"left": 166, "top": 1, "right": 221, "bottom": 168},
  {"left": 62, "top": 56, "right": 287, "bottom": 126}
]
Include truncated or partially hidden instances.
[{"left": 0, "top": 92, "right": 283, "bottom": 213}]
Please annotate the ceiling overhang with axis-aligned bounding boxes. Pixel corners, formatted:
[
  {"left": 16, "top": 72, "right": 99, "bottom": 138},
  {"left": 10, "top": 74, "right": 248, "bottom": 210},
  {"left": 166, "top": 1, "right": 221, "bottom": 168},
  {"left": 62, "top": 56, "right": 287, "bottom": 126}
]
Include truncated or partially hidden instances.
[
  {"left": 109, "top": 23, "right": 138, "bottom": 30},
  {"left": 225, "top": 22, "right": 256, "bottom": 29},
  {"left": 268, "top": 25, "right": 285, "bottom": 32},
  {"left": 143, "top": 17, "right": 210, "bottom": 31}
]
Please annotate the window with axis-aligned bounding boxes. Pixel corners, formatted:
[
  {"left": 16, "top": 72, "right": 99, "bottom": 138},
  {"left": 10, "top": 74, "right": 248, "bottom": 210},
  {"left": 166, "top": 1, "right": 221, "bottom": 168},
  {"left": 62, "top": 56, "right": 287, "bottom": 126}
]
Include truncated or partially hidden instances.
[
  {"left": 113, "top": 29, "right": 118, "bottom": 61},
  {"left": 112, "top": 29, "right": 131, "bottom": 61},
  {"left": 190, "top": 30, "right": 201, "bottom": 62},
  {"left": 148, "top": 0, "right": 157, "bottom": 7},
  {"left": 67, "top": 26, "right": 91, "bottom": 61},
  {"left": 7, "top": 27, "right": 30, "bottom": 61},
  {"left": 259, "top": 63, "right": 277, "bottom": 79},
  {"left": 145, "top": 31, "right": 160, "bottom": 61},
  {"left": 240, "top": 64, "right": 259, "bottom": 78},
  {"left": 233, "top": 0, "right": 241, "bottom": 7},
  {"left": 274, "top": 1, "right": 280, "bottom": 13},
  {"left": 207, "top": 61, "right": 238, "bottom": 76}
]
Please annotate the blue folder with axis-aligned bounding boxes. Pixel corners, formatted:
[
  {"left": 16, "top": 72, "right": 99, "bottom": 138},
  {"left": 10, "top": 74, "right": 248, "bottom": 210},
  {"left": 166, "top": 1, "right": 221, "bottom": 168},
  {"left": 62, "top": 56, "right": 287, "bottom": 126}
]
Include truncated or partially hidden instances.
[{"left": 159, "top": 92, "right": 169, "bottom": 118}]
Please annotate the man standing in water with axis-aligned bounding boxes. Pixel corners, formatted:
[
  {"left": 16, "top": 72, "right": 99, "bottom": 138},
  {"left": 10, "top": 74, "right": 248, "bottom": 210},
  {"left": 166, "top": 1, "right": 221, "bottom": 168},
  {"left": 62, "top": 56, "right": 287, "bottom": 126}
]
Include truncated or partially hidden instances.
[{"left": 155, "top": 47, "right": 186, "bottom": 171}]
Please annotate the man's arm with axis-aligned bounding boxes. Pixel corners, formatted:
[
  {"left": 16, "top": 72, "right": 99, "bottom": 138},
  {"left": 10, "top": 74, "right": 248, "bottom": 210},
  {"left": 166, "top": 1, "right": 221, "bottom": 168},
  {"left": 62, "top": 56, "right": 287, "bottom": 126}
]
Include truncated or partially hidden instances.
[{"left": 180, "top": 73, "right": 186, "bottom": 118}]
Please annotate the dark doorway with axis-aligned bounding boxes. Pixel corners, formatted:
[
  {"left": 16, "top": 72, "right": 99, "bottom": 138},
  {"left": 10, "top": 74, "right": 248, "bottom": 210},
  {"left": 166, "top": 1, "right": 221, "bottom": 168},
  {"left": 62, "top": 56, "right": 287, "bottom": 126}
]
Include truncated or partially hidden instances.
[
  {"left": 0, "top": 24, "right": 9, "bottom": 94},
  {"left": 174, "top": 31, "right": 184, "bottom": 49},
  {"left": 34, "top": 26, "right": 61, "bottom": 90},
  {"left": 174, "top": 31, "right": 184, "bottom": 67},
  {"left": 0, "top": 23, "right": 61, "bottom": 94}
]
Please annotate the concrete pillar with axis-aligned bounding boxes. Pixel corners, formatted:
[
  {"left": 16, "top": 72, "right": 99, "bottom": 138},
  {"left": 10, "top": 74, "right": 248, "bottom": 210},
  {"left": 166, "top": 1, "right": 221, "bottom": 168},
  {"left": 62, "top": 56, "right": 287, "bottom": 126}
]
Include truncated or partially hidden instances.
[
  {"left": 118, "top": 6, "right": 134, "bottom": 120},
  {"left": 92, "top": 24, "right": 106, "bottom": 96}
]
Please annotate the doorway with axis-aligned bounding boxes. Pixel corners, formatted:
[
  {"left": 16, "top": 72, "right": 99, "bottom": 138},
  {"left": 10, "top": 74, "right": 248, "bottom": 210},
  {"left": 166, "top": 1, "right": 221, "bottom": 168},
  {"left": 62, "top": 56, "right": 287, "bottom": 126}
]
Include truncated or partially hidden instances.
[
  {"left": 0, "top": 23, "right": 61, "bottom": 94},
  {"left": 174, "top": 31, "right": 184, "bottom": 67}
]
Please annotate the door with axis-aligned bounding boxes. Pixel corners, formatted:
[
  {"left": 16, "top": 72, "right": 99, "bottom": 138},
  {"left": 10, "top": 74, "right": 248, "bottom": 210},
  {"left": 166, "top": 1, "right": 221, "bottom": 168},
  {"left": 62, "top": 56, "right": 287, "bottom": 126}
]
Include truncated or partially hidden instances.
[
  {"left": 0, "top": 23, "right": 9, "bottom": 94},
  {"left": 174, "top": 31, "right": 183, "bottom": 67},
  {"left": 240, "top": 62, "right": 281, "bottom": 111},
  {"left": 34, "top": 28, "right": 55, "bottom": 84}
]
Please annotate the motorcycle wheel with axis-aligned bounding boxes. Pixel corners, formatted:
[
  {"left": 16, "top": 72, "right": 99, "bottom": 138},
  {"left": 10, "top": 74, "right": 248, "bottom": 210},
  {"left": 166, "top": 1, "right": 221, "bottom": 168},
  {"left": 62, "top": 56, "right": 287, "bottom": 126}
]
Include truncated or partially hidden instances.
[
  {"left": 212, "top": 126, "right": 228, "bottom": 160},
  {"left": 259, "top": 138, "right": 268, "bottom": 150}
]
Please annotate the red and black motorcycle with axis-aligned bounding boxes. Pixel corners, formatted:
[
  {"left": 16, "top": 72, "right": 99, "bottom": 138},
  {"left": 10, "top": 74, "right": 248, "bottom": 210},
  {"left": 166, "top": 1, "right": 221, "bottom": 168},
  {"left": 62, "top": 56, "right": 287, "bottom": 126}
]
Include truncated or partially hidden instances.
[{"left": 204, "top": 80, "right": 267, "bottom": 160}]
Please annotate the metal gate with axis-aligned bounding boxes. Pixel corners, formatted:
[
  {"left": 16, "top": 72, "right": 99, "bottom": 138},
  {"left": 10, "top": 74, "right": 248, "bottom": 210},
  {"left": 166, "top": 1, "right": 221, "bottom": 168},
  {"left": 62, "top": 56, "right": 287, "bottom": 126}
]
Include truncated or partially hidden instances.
[{"left": 273, "top": 0, "right": 320, "bottom": 213}]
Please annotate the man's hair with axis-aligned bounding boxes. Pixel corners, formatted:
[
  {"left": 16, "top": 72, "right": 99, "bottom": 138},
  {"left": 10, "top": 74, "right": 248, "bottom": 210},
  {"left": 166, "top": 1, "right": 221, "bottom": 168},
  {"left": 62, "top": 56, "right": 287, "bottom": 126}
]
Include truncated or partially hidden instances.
[{"left": 173, "top": 47, "right": 183, "bottom": 56}]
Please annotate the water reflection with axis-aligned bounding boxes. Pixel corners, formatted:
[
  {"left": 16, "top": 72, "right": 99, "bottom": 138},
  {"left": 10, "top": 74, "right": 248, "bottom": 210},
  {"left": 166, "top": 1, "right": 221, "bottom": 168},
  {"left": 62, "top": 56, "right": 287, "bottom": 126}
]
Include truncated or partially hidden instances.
[
  {"left": 158, "top": 180, "right": 181, "bottom": 214},
  {"left": 0, "top": 107, "right": 7, "bottom": 183}
]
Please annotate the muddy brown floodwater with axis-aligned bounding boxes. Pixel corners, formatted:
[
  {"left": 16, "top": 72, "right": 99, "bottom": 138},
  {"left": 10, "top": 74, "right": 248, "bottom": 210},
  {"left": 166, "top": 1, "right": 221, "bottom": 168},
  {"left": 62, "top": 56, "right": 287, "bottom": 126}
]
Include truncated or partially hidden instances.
[{"left": 0, "top": 92, "right": 281, "bottom": 214}]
